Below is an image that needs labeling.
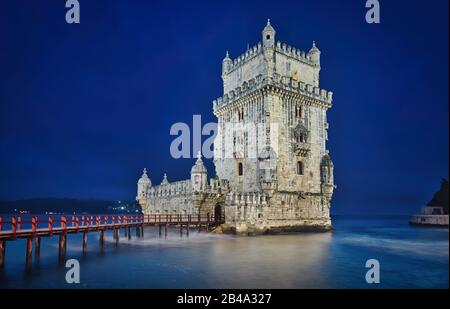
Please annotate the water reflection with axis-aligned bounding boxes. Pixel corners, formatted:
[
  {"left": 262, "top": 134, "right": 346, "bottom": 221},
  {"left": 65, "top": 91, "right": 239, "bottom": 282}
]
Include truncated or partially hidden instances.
[{"left": 0, "top": 217, "right": 448, "bottom": 289}]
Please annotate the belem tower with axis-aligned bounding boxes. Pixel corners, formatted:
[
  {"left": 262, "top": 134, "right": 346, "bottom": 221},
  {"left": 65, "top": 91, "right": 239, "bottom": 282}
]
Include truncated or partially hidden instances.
[{"left": 136, "top": 20, "right": 335, "bottom": 235}]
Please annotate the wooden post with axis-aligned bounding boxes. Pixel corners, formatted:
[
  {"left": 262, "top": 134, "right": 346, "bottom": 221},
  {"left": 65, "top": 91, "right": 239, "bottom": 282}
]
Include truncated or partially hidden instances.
[
  {"left": 58, "top": 234, "right": 66, "bottom": 262},
  {"left": 114, "top": 229, "right": 119, "bottom": 245},
  {"left": 207, "top": 213, "right": 210, "bottom": 232},
  {"left": 159, "top": 224, "right": 162, "bottom": 237},
  {"left": 48, "top": 216, "right": 53, "bottom": 236},
  {"left": 128, "top": 227, "right": 131, "bottom": 240},
  {"left": 0, "top": 240, "right": 5, "bottom": 268},
  {"left": 82, "top": 232, "right": 88, "bottom": 254},
  {"left": 18, "top": 216, "right": 22, "bottom": 231},
  {"left": 198, "top": 213, "right": 201, "bottom": 233},
  {"left": 76, "top": 216, "right": 80, "bottom": 233},
  {"left": 141, "top": 226, "right": 144, "bottom": 238},
  {"left": 61, "top": 216, "right": 67, "bottom": 231},
  {"left": 31, "top": 216, "right": 37, "bottom": 238},
  {"left": 165, "top": 224, "right": 168, "bottom": 238},
  {"left": 187, "top": 215, "right": 190, "bottom": 237},
  {"left": 136, "top": 225, "right": 140, "bottom": 238},
  {"left": 35, "top": 237, "right": 41, "bottom": 262},
  {"left": 99, "top": 230, "right": 105, "bottom": 248},
  {"left": 26, "top": 237, "right": 32, "bottom": 271},
  {"left": 12, "top": 216, "right": 17, "bottom": 237}
]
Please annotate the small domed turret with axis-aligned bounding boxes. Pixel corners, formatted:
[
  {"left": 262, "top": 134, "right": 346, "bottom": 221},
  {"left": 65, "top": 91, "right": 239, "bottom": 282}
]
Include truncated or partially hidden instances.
[
  {"left": 161, "top": 173, "right": 169, "bottom": 185},
  {"left": 262, "top": 19, "right": 276, "bottom": 48},
  {"left": 222, "top": 51, "right": 232, "bottom": 76},
  {"left": 191, "top": 151, "right": 208, "bottom": 191},
  {"left": 308, "top": 41, "right": 321, "bottom": 65},
  {"left": 136, "top": 168, "right": 151, "bottom": 203}
]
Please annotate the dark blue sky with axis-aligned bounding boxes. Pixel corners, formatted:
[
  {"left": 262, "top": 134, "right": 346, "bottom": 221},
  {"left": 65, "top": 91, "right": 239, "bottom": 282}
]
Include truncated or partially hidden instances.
[{"left": 0, "top": 0, "right": 448, "bottom": 214}]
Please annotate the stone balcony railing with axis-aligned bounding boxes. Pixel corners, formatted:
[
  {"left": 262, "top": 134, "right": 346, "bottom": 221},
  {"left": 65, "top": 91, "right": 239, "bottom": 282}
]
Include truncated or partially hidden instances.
[
  {"left": 294, "top": 142, "right": 310, "bottom": 156},
  {"left": 226, "top": 191, "right": 268, "bottom": 206}
]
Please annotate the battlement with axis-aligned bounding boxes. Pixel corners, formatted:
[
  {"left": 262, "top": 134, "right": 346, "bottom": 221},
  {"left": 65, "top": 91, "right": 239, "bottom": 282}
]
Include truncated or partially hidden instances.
[
  {"left": 213, "top": 73, "right": 333, "bottom": 113},
  {"left": 225, "top": 42, "right": 264, "bottom": 74},
  {"left": 274, "top": 41, "right": 315, "bottom": 66},
  {"left": 148, "top": 179, "right": 192, "bottom": 197},
  {"left": 146, "top": 178, "right": 230, "bottom": 198}
]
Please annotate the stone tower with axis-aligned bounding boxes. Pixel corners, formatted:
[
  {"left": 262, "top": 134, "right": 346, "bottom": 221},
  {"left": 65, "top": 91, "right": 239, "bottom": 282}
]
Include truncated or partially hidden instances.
[
  {"left": 213, "top": 20, "right": 335, "bottom": 233},
  {"left": 137, "top": 20, "right": 335, "bottom": 235}
]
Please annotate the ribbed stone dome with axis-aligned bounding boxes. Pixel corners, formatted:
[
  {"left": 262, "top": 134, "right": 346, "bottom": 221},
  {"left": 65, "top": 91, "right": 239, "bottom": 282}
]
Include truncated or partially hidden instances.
[{"left": 191, "top": 152, "right": 207, "bottom": 174}]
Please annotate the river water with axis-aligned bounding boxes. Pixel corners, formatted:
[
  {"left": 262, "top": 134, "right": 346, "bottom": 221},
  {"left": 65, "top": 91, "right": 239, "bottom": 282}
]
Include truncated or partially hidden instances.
[{"left": 0, "top": 216, "right": 448, "bottom": 288}]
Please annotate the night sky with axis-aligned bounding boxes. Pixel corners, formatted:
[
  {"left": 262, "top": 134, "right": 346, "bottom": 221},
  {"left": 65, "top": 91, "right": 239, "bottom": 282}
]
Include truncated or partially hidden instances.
[{"left": 0, "top": 0, "right": 448, "bottom": 215}]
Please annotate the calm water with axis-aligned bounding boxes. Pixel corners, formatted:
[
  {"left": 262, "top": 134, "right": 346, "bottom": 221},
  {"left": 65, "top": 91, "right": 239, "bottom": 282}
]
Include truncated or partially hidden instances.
[{"left": 0, "top": 216, "right": 448, "bottom": 288}]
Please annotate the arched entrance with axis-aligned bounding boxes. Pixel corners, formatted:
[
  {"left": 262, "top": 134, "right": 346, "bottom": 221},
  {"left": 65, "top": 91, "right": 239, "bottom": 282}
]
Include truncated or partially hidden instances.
[{"left": 214, "top": 204, "right": 224, "bottom": 224}]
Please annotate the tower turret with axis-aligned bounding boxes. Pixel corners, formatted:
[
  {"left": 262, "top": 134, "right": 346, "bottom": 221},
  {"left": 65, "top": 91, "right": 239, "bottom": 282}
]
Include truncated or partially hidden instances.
[
  {"left": 308, "top": 41, "right": 321, "bottom": 66},
  {"left": 262, "top": 19, "right": 276, "bottom": 48},
  {"left": 320, "top": 153, "right": 335, "bottom": 203},
  {"left": 136, "top": 168, "right": 151, "bottom": 205},
  {"left": 222, "top": 51, "right": 232, "bottom": 77},
  {"left": 191, "top": 151, "right": 208, "bottom": 192},
  {"left": 161, "top": 173, "right": 169, "bottom": 185}
]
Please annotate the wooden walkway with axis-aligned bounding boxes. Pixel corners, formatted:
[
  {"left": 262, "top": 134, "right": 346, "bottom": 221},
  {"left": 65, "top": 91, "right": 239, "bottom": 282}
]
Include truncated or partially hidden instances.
[{"left": 0, "top": 213, "right": 222, "bottom": 270}]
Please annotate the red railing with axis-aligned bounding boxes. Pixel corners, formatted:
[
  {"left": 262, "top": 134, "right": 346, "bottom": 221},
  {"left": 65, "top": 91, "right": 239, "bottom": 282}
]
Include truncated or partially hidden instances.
[{"left": 0, "top": 213, "right": 222, "bottom": 239}]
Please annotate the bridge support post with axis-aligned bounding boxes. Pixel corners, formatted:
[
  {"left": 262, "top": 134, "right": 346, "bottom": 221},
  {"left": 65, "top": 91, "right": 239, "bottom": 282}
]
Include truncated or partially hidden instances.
[
  {"left": 58, "top": 234, "right": 67, "bottom": 263},
  {"left": 128, "top": 227, "right": 131, "bottom": 240},
  {"left": 99, "top": 230, "right": 104, "bottom": 248},
  {"left": 0, "top": 240, "right": 5, "bottom": 268},
  {"left": 26, "top": 237, "right": 33, "bottom": 271},
  {"left": 164, "top": 224, "right": 168, "bottom": 238},
  {"left": 158, "top": 225, "right": 162, "bottom": 237},
  {"left": 82, "top": 232, "right": 88, "bottom": 255},
  {"left": 114, "top": 229, "right": 119, "bottom": 244},
  {"left": 136, "top": 226, "right": 140, "bottom": 238},
  {"left": 35, "top": 237, "right": 41, "bottom": 262},
  {"left": 124, "top": 227, "right": 128, "bottom": 238},
  {"left": 141, "top": 226, "right": 144, "bottom": 237}
]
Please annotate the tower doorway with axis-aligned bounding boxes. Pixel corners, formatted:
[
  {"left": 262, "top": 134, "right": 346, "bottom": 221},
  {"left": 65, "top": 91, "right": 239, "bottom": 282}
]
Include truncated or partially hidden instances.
[{"left": 214, "top": 204, "right": 224, "bottom": 224}]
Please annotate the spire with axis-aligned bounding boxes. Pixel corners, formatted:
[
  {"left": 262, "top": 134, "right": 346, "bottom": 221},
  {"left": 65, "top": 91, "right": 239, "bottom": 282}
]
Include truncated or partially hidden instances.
[
  {"left": 138, "top": 167, "right": 151, "bottom": 186},
  {"left": 196, "top": 151, "right": 202, "bottom": 162},
  {"left": 309, "top": 40, "right": 320, "bottom": 53},
  {"left": 191, "top": 151, "right": 207, "bottom": 174},
  {"left": 161, "top": 173, "right": 169, "bottom": 185}
]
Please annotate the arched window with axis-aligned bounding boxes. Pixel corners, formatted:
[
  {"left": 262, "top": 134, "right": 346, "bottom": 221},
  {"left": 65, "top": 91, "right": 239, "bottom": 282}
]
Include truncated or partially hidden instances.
[
  {"left": 296, "top": 161, "right": 303, "bottom": 175},
  {"left": 238, "top": 162, "right": 243, "bottom": 176},
  {"left": 266, "top": 35, "right": 271, "bottom": 40}
]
